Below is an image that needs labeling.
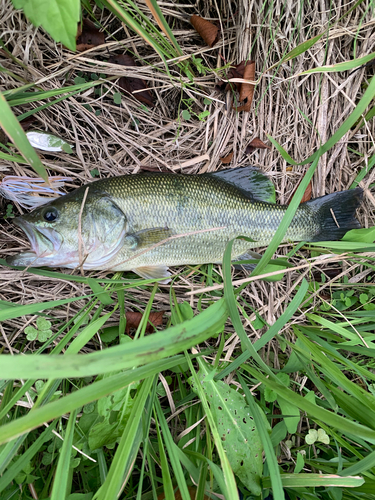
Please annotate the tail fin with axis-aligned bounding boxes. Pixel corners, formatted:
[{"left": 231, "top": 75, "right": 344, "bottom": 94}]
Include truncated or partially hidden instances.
[{"left": 305, "top": 188, "right": 363, "bottom": 241}]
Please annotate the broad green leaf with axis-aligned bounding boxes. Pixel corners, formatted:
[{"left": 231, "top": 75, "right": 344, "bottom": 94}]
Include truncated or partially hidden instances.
[
  {"left": 342, "top": 226, "right": 375, "bottom": 243},
  {"left": 194, "top": 362, "right": 263, "bottom": 496},
  {"left": 277, "top": 396, "right": 300, "bottom": 434},
  {"left": 89, "top": 375, "right": 139, "bottom": 449},
  {"left": 12, "top": 0, "right": 80, "bottom": 51}
]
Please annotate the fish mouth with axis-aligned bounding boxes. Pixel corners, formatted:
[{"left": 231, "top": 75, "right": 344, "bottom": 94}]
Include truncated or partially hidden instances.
[{"left": 7, "top": 217, "right": 63, "bottom": 267}]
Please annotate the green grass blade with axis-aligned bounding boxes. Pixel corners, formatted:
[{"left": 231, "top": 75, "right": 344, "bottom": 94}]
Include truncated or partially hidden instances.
[
  {"left": 0, "top": 299, "right": 228, "bottom": 379},
  {"left": 222, "top": 239, "right": 275, "bottom": 376},
  {"left": 0, "top": 295, "right": 88, "bottom": 322},
  {"left": 0, "top": 421, "right": 56, "bottom": 493},
  {"left": 239, "top": 373, "right": 285, "bottom": 500},
  {"left": 0, "top": 356, "right": 186, "bottom": 444},
  {"left": 144, "top": 0, "right": 183, "bottom": 56},
  {"left": 0, "top": 93, "right": 48, "bottom": 181},
  {"left": 268, "top": 74, "right": 375, "bottom": 166},
  {"left": 103, "top": 0, "right": 172, "bottom": 74},
  {"left": 300, "top": 50, "right": 375, "bottom": 75},
  {"left": 340, "top": 450, "right": 375, "bottom": 477},
  {"left": 154, "top": 408, "right": 178, "bottom": 500},
  {"left": 216, "top": 279, "right": 309, "bottom": 381},
  {"left": 0, "top": 435, "right": 27, "bottom": 475},
  {"left": 187, "top": 354, "right": 239, "bottom": 500},
  {"left": 245, "top": 367, "right": 375, "bottom": 444},
  {"left": 263, "top": 474, "right": 364, "bottom": 488},
  {"left": 155, "top": 398, "right": 193, "bottom": 500},
  {"left": 96, "top": 377, "right": 154, "bottom": 500},
  {"left": 250, "top": 156, "right": 319, "bottom": 275},
  {"left": 50, "top": 410, "right": 77, "bottom": 500}
]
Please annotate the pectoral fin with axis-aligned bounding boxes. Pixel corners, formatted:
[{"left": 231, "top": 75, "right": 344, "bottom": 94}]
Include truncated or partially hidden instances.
[
  {"left": 125, "top": 227, "right": 173, "bottom": 250},
  {"left": 132, "top": 265, "right": 171, "bottom": 284}
]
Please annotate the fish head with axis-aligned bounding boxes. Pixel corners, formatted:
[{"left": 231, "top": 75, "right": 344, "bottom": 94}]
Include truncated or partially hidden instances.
[{"left": 7, "top": 190, "right": 127, "bottom": 269}]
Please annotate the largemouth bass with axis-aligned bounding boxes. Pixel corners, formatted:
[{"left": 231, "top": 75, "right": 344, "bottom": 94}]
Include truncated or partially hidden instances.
[{"left": 7, "top": 167, "right": 363, "bottom": 281}]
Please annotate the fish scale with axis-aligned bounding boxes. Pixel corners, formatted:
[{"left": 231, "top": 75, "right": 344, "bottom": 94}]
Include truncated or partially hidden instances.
[{"left": 7, "top": 168, "right": 363, "bottom": 280}]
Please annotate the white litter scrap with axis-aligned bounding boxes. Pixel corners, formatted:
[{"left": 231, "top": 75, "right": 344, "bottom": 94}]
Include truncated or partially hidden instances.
[
  {"left": 26, "top": 131, "right": 73, "bottom": 152},
  {"left": 0, "top": 175, "right": 72, "bottom": 209}
]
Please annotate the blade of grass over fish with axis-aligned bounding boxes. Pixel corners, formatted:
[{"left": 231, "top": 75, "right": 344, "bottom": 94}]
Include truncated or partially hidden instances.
[
  {"left": 0, "top": 94, "right": 48, "bottom": 181},
  {"left": 268, "top": 74, "right": 375, "bottom": 165},
  {"left": 50, "top": 410, "right": 77, "bottom": 500},
  {"left": 0, "top": 356, "right": 186, "bottom": 444},
  {"left": 0, "top": 421, "right": 57, "bottom": 493},
  {"left": 250, "top": 156, "right": 319, "bottom": 276},
  {"left": 0, "top": 299, "right": 228, "bottom": 379},
  {"left": 222, "top": 239, "right": 274, "bottom": 376},
  {"left": 186, "top": 354, "right": 239, "bottom": 500},
  {"left": 96, "top": 377, "right": 154, "bottom": 500},
  {"left": 238, "top": 373, "right": 284, "bottom": 500},
  {"left": 245, "top": 367, "right": 375, "bottom": 444}
]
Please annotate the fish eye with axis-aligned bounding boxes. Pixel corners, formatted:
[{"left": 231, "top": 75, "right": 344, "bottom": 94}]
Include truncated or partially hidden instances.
[{"left": 43, "top": 207, "right": 59, "bottom": 222}]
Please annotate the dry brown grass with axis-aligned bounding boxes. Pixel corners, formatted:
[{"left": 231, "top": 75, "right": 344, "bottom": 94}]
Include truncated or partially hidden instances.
[{"left": 0, "top": 0, "right": 375, "bottom": 355}]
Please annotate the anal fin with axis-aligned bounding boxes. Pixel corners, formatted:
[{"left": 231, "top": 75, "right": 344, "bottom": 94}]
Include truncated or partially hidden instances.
[{"left": 132, "top": 265, "right": 172, "bottom": 284}]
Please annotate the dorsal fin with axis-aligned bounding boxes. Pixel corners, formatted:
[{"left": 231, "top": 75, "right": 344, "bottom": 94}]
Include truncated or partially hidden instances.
[{"left": 205, "top": 166, "right": 275, "bottom": 203}]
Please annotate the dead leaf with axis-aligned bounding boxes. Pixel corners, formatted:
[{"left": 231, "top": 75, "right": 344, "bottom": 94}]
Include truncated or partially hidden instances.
[
  {"left": 312, "top": 269, "right": 342, "bottom": 281},
  {"left": 246, "top": 137, "right": 271, "bottom": 154},
  {"left": 158, "top": 486, "right": 210, "bottom": 500},
  {"left": 190, "top": 15, "right": 219, "bottom": 47},
  {"left": 233, "top": 60, "right": 255, "bottom": 112},
  {"left": 19, "top": 116, "right": 38, "bottom": 132},
  {"left": 0, "top": 129, "right": 8, "bottom": 145},
  {"left": 125, "top": 311, "right": 165, "bottom": 335},
  {"left": 76, "top": 19, "right": 105, "bottom": 52},
  {"left": 109, "top": 53, "right": 154, "bottom": 107},
  {"left": 216, "top": 61, "right": 246, "bottom": 93},
  {"left": 220, "top": 151, "right": 234, "bottom": 164},
  {"left": 288, "top": 179, "right": 312, "bottom": 204}
]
